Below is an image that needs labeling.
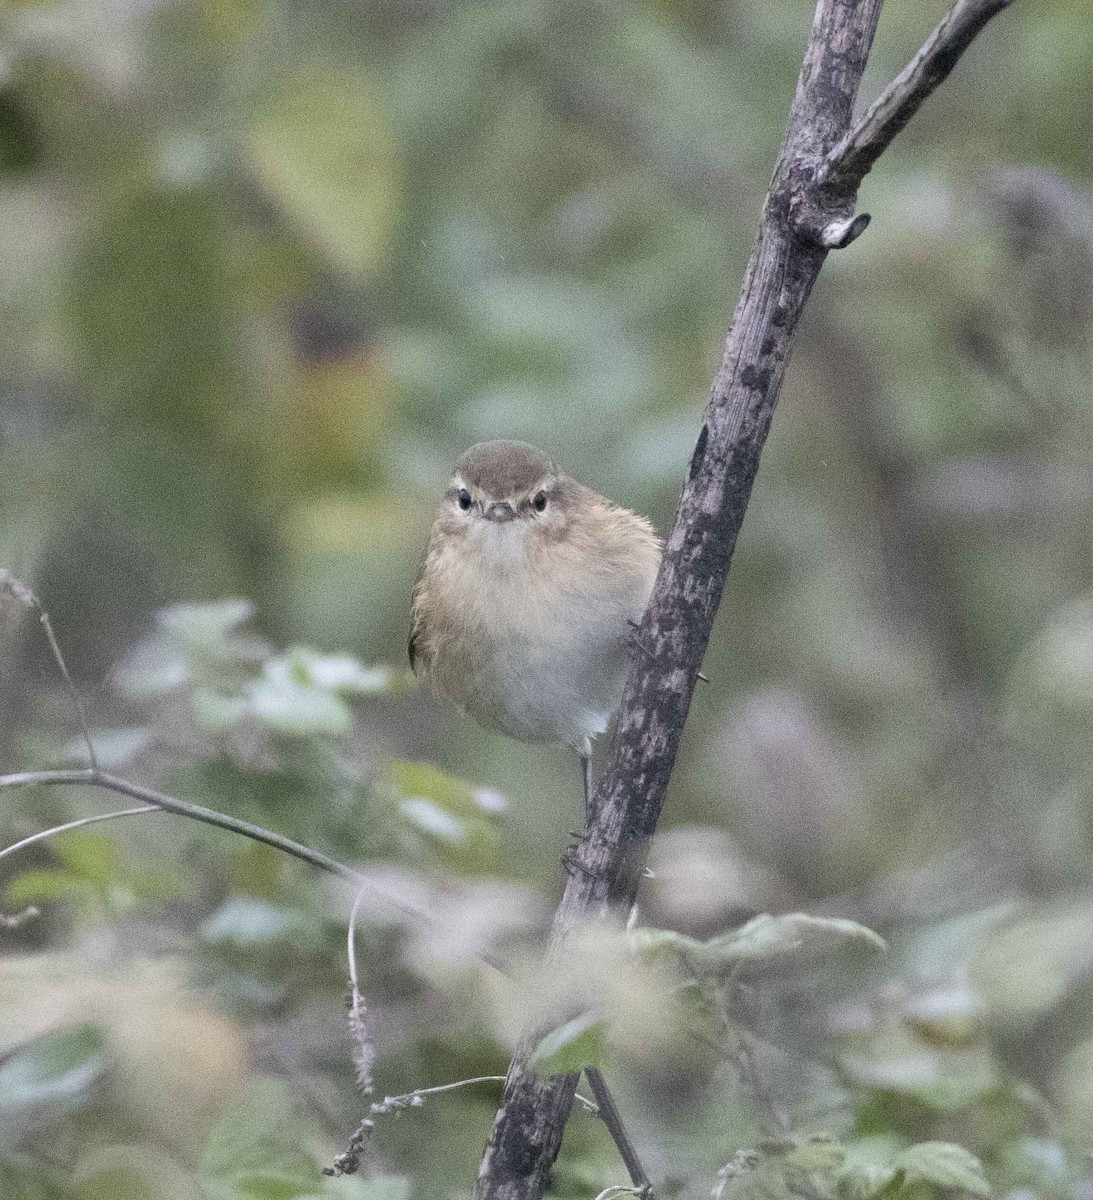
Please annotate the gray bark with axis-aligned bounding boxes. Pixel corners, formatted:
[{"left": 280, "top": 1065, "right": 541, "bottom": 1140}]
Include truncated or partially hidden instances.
[{"left": 474, "top": 2, "right": 1015, "bottom": 1196}]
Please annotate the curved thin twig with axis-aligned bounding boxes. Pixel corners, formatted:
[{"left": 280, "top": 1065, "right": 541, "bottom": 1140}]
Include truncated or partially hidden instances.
[
  {"left": 0, "top": 766, "right": 441, "bottom": 927},
  {"left": 0, "top": 804, "right": 158, "bottom": 864},
  {"left": 0, "top": 574, "right": 649, "bottom": 1188}
]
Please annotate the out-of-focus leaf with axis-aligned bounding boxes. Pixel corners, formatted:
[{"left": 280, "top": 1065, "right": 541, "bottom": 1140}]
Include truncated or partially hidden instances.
[
  {"left": 114, "top": 601, "right": 265, "bottom": 700},
  {"left": 301, "top": 1177, "right": 410, "bottom": 1200},
  {"left": 160, "top": 600, "right": 255, "bottom": 648},
  {"left": 7, "top": 829, "right": 188, "bottom": 911},
  {"left": 5, "top": 869, "right": 93, "bottom": 907},
  {"left": 839, "top": 1136, "right": 906, "bottom": 1200},
  {"left": 70, "top": 188, "right": 232, "bottom": 430},
  {"left": 969, "top": 901, "right": 1093, "bottom": 1020},
  {"left": 0, "top": 1025, "right": 107, "bottom": 1127},
  {"left": 631, "top": 914, "right": 884, "bottom": 978},
  {"left": 60, "top": 727, "right": 153, "bottom": 770},
  {"left": 0, "top": 1153, "right": 69, "bottom": 1200},
  {"left": 286, "top": 648, "right": 392, "bottom": 695},
  {"left": 837, "top": 1019, "right": 999, "bottom": 1111},
  {"left": 391, "top": 761, "right": 502, "bottom": 872},
  {"left": 190, "top": 690, "right": 251, "bottom": 734},
  {"left": 713, "top": 1136, "right": 844, "bottom": 1200},
  {"left": 995, "top": 1137, "right": 1070, "bottom": 1194},
  {"left": 247, "top": 656, "right": 353, "bottom": 737},
  {"left": 400, "top": 797, "right": 464, "bottom": 843},
  {"left": 389, "top": 761, "right": 492, "bottom": 820},
  {"left": 527, "top": 1011, "right": 607, "bottom": 1075},
  {"left": 628, "top": 925, "right": 702, "bottom": 966},
  {"left": 248, "top": 66, "right": 399, "bottom": 276},
  {"left": 199, "top": 897, "right": 309, "bottom": 947},
  {"left": 1009, "top": 599, "right": 1093, "bottom": 737},
  {"left": 696, "top": 913, "right": 885, "bottom": 968},
  {"left": 51, "top": 831, "right": 118, "bottom": 883},
  {"left": 1054, "top": 1034, "right": 1093, "bottom": 1140},
  {"left": 198, "top": 1079, "right": 318, "bottom": 1200},
  {"left": 73, "top": 1145, "right": 204, "bottom": 1200},
  {"left": 893, "top": 1142, "right": 991, "bottom": 1195}
]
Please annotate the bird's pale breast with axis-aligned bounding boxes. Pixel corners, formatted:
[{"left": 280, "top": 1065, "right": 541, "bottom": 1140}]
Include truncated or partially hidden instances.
[{"left": 419, "top": 515, "right": 657, "bottom": 750}]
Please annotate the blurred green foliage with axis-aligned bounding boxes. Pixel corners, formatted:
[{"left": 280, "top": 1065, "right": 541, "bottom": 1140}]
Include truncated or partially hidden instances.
[{"left": 2, "top": 0, "right": 1093, "bottom": 1196}]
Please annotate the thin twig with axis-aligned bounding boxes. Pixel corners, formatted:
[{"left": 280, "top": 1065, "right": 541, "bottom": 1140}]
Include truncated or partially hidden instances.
[
  {"left": 822, "top": 0, "right": 1015, "bottom": 193},
  {"left": 0, "top": 572, "right": 100, "bottom": 772},
  {"left": 0, "top": 766, "right": 474, "bottom": 945},
  {"left": 370, "top": 1076, "right": 508, "bottom": 1113},
  {"left": 1, "top": 579, "right": 646, "bottom": 1189},
  {"left": 326, "top": 1075, "right": 605, "bottom": 1179},
  {"left": 0, "top": 804, "right": 159, "bottom": 864},
  {"left": 585, "top": 1068, "right": 652, "bottom": 1194}
]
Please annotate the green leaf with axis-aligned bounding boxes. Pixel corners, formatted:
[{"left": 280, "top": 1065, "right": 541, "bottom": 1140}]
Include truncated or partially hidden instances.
[
  {"left": 893, "top": 1142, "right": 990, "bottom": 1195},
  {"left": 52, "top": 830, "right": 119, "bottom": 884},
  {"left": 527, "top": 1011, "right": 607, "bottom": 1075},
  {"left": 70, "top": 189, "right": 232, "bottom": 431},
  {"left": 198, "top": 1080, "right": 318, "bottom": 1200},
  {"left": 391, "top": 761, "right": 502, "bottom": 872},
  {"left": 0, "top": 1025, "right": 107, "bottom": 1123},
  {"left": 840, "top": 1136, "right": 905, "bottom": 1200},
  {"left": 73, "top": 1145, "right": 204, "bottom": 1200},
  {"left": 837, "top": 1021, "right": 999, "bottom": 1111},
  {"left": 248, "top": 66, "right": 399, "bottom": 276}
]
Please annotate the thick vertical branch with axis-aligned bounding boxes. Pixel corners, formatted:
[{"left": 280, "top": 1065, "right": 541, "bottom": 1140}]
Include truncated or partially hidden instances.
[{"left": 474, "top": 1, "right": 1015, "bottom": 1196}]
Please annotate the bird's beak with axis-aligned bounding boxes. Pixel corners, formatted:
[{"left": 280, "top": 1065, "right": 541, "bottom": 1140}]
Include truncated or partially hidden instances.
[{"left": 483, "top": 501, "right": 516, "bottom": 523}]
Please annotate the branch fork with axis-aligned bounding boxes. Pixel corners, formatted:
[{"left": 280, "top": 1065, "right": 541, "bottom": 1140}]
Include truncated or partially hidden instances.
[{"left": 473, "top": 1, "right": 1015, "bottom": 1196}]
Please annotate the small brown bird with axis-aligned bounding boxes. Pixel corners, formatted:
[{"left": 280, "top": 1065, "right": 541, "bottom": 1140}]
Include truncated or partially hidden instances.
[{"left": 409, "top": 440, "right": 662, "bottom": 811}]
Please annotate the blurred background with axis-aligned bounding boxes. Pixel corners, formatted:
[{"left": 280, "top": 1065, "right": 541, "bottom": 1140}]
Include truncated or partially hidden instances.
[{"left": 2, "top": 0, "right": 1093, "bottom": 1197}]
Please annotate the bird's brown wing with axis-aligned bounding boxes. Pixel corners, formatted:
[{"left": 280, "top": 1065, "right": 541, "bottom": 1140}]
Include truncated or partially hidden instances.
[{"left": 407, "top": 554, "right": 431, "bottom": 676}]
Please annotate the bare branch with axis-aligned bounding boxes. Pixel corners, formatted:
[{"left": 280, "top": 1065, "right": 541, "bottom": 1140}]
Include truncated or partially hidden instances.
[
  {"left": 0, "top": 766, "right": 445, "bottom": 929},
  {"left": 473, "top": 0, "right": 1011, "bottom": 1194},
  {"left": 0, "top": 571, "right": 99, "bottom": 772},
  {"left": 822, "top": 0, "right": 1015, "bottom": 194},
  {"left": 0, "top": 804, "right": 159, "bottom": 864},
  {"left": 584, "top": 1068, "right": 652, "bottom": 1195},
  {"left": 3, "top": 588, "right": 652, "bottom": 1189}
]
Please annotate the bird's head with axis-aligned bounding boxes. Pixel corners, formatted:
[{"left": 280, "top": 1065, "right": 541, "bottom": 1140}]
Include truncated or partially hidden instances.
[{"left": 442, "top": 441, "right": 577, "bottom": 551}]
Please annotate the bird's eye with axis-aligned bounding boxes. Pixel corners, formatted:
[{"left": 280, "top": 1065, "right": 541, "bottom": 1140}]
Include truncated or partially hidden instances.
[
  {"left": 457, "top": 488, "right": 472, "bottom": 511},
  {"left": 532, "top": 490, "right": 548, "bottom": 513}
]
